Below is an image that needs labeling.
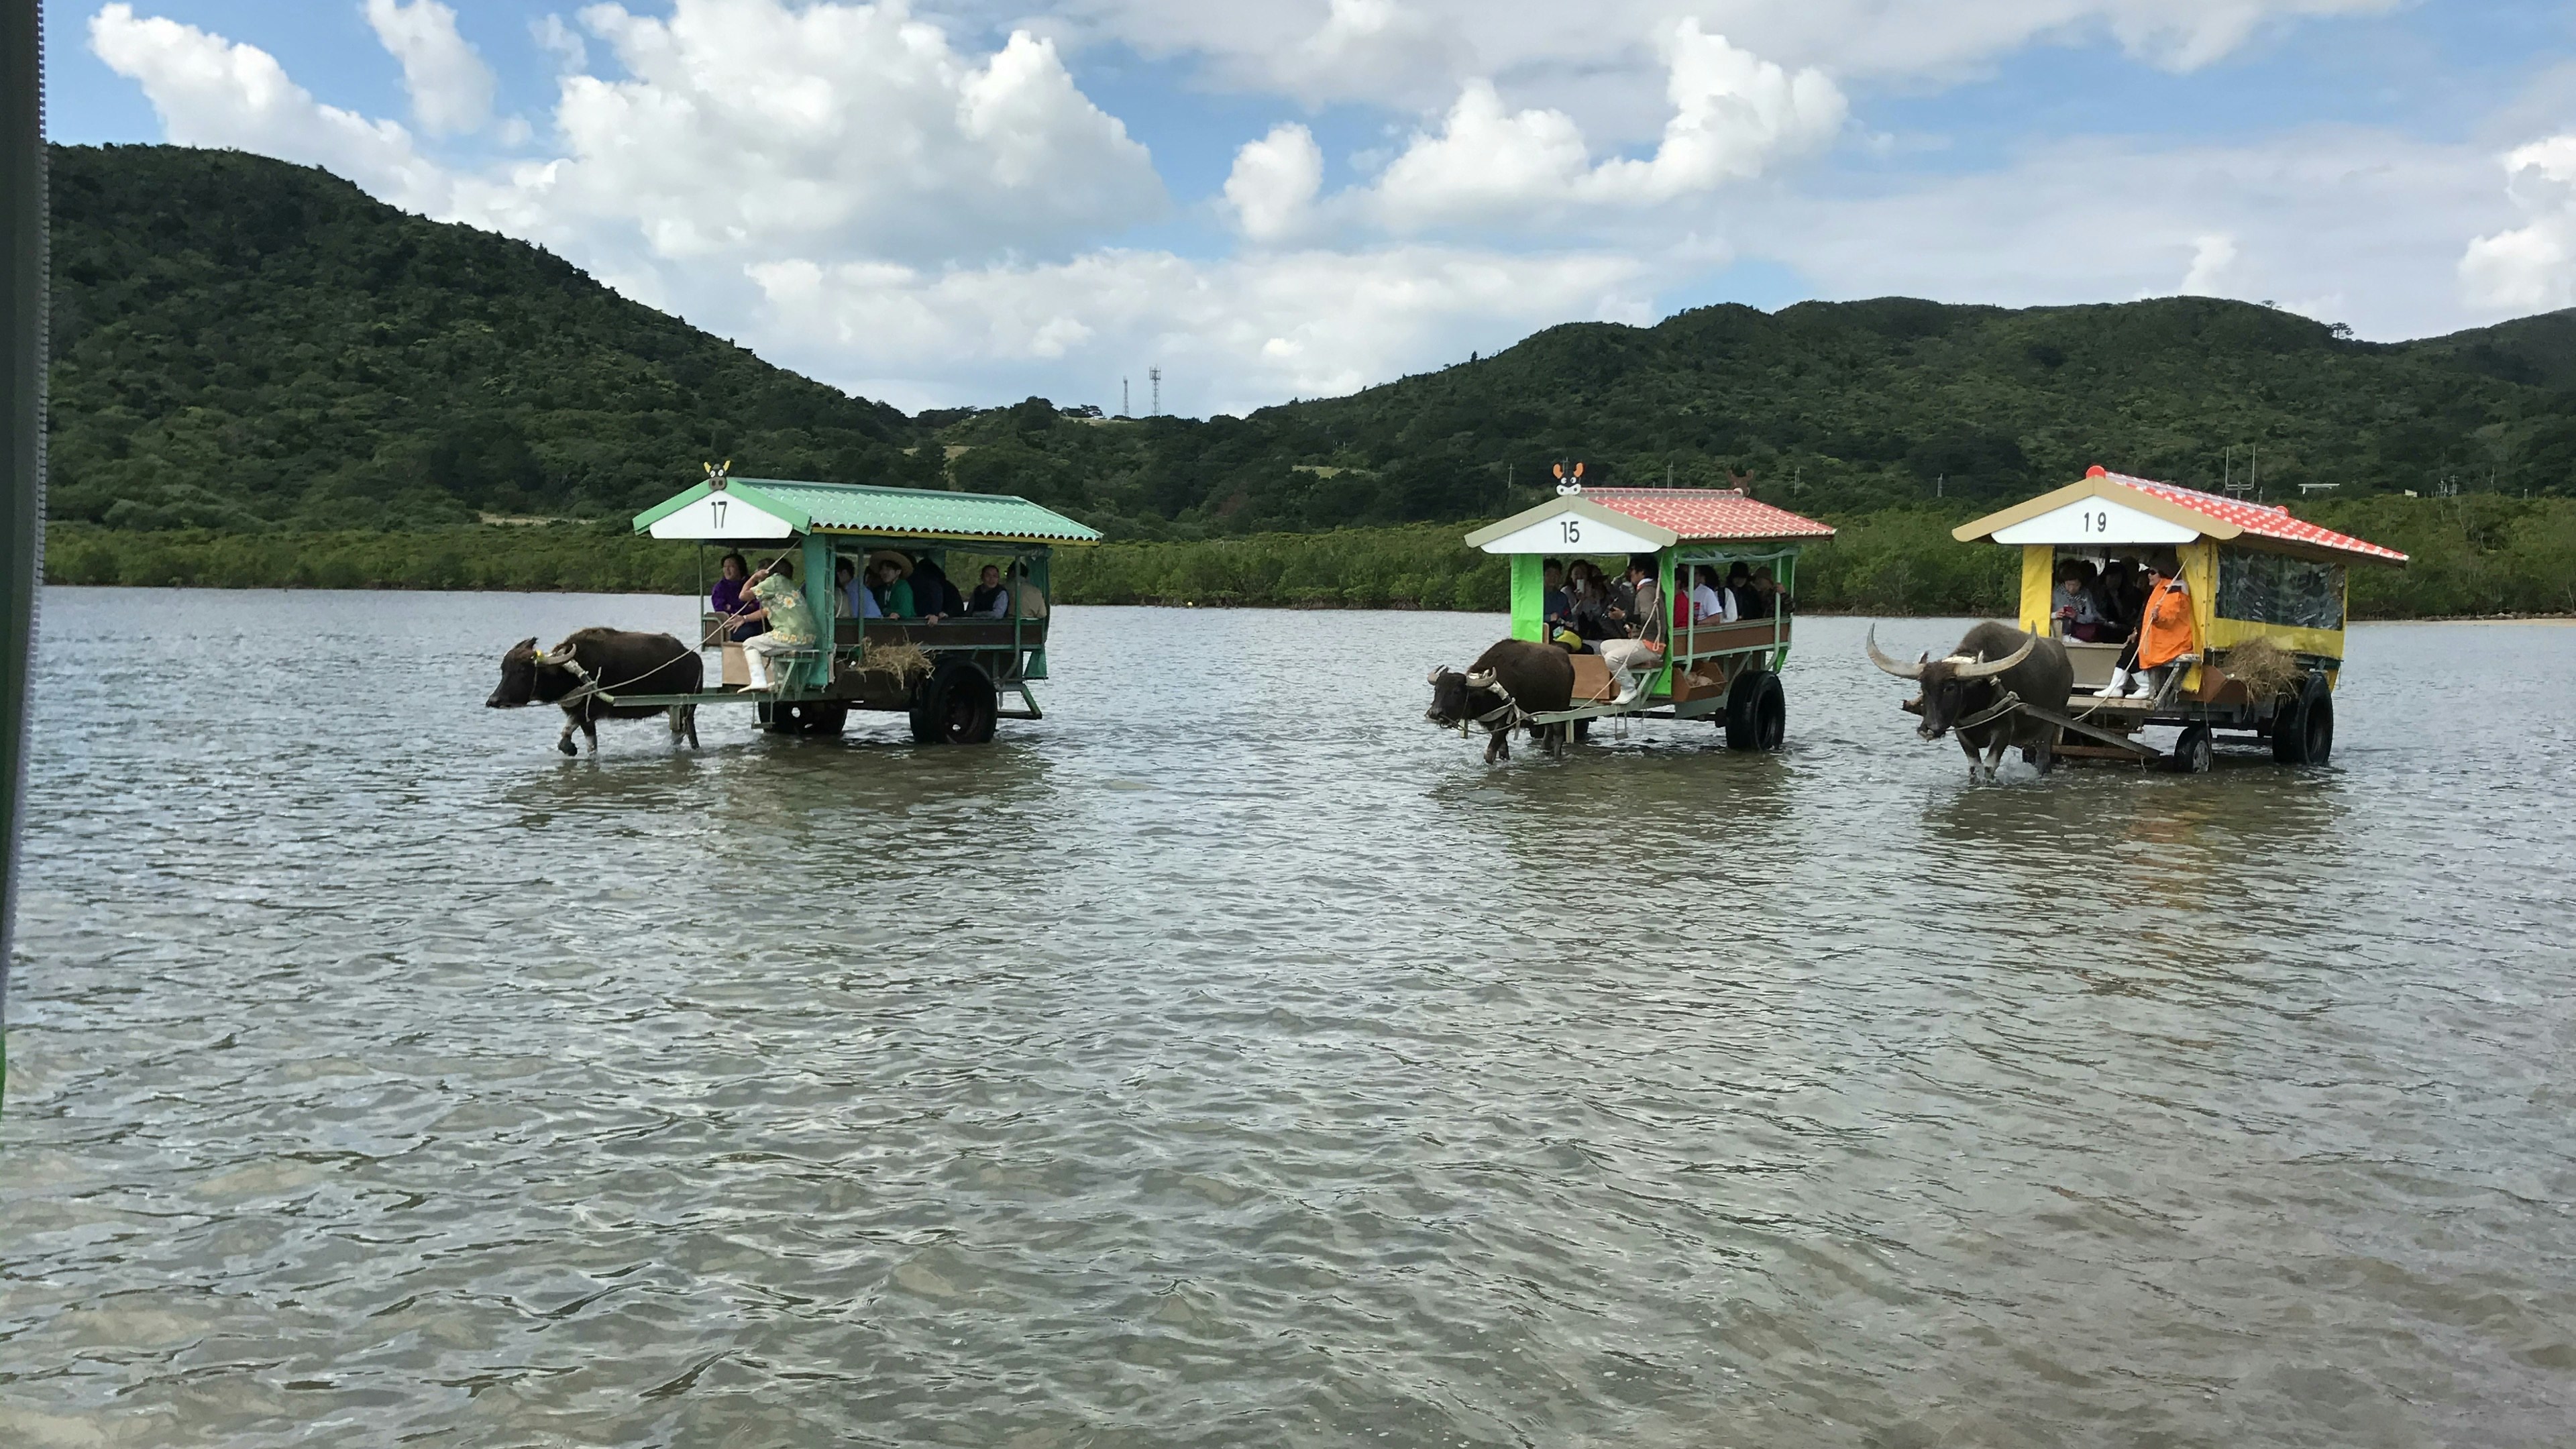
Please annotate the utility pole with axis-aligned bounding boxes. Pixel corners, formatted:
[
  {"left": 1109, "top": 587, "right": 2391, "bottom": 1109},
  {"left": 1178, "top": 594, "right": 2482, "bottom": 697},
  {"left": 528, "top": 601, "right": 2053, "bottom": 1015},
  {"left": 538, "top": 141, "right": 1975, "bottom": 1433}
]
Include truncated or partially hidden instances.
[{"left": 1149, "top": 366, "right": 1161, "bottom": 417}]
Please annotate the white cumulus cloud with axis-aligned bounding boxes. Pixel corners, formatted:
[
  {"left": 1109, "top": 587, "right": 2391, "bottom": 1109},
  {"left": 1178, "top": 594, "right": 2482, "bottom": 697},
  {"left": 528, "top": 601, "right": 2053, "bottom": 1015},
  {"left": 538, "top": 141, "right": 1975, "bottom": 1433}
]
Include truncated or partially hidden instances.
[
  {"left": 2460, "top": 136, "right": 2576, "bottom": 313},
  {"left": 362, "top": 0, "right": 496, "bottom": 136},
  {"left": 1224, "top": 122, "right": 1325, "bottom": 241},
  {"left": 746, "top": 246, "right": 1654, "bottom": 411},
  {"left": 88, "top": 2, "right": 451, "bottom": 211},
  {"left": 1368, "top": 22, "right": 1841, "bottom": 230},
  {"left": 491, "top": 0, "right": 1165, "bottom": 266}
]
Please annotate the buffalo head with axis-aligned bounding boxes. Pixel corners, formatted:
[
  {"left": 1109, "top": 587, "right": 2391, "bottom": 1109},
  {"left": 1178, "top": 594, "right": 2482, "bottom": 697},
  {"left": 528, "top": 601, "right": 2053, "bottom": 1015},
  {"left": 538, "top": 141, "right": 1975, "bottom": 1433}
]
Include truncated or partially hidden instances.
[
  {"left": 1866, "top": 627, "right": 2034, "bottom": 741},
  {"left": 486, "top": 637, "right": 574, "bottom": 708},
  {"left": 1426, "top": 665, "right": 1504, "bottom": 729}
]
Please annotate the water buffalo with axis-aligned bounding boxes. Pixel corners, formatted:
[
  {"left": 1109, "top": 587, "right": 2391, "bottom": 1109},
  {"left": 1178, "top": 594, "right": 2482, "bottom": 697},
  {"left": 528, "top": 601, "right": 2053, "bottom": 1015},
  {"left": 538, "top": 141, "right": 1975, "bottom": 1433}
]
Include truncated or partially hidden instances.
[
  {"left": 487, "top": 628, "right": 702, "bottom": 755},
  {"left": 1428, "top": 639, "right": 1576, "bottom": 762},
  {"left": 1866, "top": 621, "right": 2072, "bottom": 783}
]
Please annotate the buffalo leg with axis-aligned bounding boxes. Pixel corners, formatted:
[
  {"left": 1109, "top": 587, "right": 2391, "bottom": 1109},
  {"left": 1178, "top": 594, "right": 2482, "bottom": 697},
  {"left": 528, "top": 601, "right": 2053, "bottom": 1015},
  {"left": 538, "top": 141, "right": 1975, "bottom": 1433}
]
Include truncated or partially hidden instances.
[
  {"left": 683, "top": 704, "right": 700, "bottom": 749},
  {"left": 1485, "top": 729, "right": 1509, "bottom": 763},
  {"left": 581, "top": 714, "right": 600, "bottom": 755},
  {"left": 557, "top": 714, "right": 580, "bottom": 757},
  {"left": 1983, "top": 735, "right": 2010, "bottom": 783},
  {"left": 1959, "top": 735, "right": 1982, "bottom": 782},
  {"left": 2032, "top": 732, "right": 2057, "bottom": 775}
]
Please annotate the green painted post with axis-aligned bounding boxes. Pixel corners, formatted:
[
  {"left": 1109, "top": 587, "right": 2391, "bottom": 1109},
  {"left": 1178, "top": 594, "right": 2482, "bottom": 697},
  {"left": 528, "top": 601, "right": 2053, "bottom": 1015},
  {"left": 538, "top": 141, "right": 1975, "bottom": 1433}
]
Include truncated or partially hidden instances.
[
  {"left": 800, "top": 533, "right": 830, "bottom": 693},
  {"left": 1507, "top": 554, "right": 1540, "bottom": 639}
]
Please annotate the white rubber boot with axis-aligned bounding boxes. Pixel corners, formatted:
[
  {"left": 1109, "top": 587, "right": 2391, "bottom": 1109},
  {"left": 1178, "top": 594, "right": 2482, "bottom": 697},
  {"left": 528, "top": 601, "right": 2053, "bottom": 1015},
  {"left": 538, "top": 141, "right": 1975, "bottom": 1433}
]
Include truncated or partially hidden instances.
[
  {"left": 2131, "top": 667, "right": 2160, "bottom": 698},
  {"left": 2095, "top": 667, "right": 2131, "bottom": 698}
]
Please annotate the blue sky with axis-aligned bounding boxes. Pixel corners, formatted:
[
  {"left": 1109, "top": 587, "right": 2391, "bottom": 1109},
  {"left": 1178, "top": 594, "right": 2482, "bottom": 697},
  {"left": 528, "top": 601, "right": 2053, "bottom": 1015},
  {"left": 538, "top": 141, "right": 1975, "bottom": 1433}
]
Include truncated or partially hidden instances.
[{"left": 45, "top": 1, "right": 2576, "bottom": 416}]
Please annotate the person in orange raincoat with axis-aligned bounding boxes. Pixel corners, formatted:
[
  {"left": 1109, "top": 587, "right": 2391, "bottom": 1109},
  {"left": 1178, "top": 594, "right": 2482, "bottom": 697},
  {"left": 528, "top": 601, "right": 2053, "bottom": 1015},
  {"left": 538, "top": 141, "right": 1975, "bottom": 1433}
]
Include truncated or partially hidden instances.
[{"left": 2098, "top": 551, "right": 2194, "bottom": 699}]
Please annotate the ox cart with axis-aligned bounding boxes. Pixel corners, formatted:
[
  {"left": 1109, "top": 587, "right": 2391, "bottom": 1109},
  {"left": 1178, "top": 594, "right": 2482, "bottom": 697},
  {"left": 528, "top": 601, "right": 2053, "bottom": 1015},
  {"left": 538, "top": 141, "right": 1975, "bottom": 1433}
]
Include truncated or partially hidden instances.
[
  {"left": 1945, "top": 466, "right": 2408, "bottom": 771},
  {"left": 606, "top": 474, "right": 1098, "bottom": 742},
  {"left": 1460, "top": 484, "right": 1837, "bottom": 749}
]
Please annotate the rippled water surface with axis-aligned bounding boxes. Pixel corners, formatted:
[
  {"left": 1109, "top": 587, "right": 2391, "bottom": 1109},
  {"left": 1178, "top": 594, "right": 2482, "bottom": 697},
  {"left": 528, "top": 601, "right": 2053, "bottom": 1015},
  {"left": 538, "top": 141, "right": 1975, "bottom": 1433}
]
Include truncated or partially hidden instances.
[{"left": 6, "top": 588, "right": 2575, "bottom": 1447}]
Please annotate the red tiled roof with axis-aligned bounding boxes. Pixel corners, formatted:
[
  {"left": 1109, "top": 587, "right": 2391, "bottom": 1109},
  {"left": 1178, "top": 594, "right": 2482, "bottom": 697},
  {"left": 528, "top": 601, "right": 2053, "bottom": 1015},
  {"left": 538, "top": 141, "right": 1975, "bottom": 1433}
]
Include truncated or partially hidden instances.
[
  {"left": 2102, "top": 470, "right": 2408, "bottom": 563},
  {"left": 1579, "top": 488, "right": 1838, "bottom": 542}
]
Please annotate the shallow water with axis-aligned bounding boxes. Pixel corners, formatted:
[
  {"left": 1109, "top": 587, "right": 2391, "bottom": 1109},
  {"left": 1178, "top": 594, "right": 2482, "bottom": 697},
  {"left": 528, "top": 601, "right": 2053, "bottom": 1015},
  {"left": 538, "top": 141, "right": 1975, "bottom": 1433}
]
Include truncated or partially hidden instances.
[{"left": 5, "top": 589, "right": 2573, "bottom": 1447}]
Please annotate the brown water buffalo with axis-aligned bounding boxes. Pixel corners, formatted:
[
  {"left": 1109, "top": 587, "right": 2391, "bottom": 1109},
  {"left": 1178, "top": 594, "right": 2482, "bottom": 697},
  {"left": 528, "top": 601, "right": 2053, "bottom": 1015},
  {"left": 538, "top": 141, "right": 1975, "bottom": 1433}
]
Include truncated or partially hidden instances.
[
  {"left": 1428, "top": 639, "right": 1576, "bottom": 762},
  {"left": 1866, "top": 621, "right": 2071, "bottom": 784},
  {"left": 487, "top": 629, "right": 701, "bottom": 755}
]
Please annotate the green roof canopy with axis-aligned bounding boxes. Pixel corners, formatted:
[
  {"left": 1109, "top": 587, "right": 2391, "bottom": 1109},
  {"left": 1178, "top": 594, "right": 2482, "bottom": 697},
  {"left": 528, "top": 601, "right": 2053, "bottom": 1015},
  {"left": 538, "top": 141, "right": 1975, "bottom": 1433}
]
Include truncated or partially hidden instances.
[{"left": 635, "top": 477, "right": 1102, "bottom": 545}]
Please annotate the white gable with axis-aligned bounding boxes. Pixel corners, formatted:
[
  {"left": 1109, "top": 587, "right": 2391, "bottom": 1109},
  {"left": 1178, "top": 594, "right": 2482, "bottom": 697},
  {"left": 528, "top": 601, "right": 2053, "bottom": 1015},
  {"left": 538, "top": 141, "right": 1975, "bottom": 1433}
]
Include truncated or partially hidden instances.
[
  {"left": 1476, "top": 508, "right": 1666, "bottom": 557},
  {"left": 647, "top": 491, "right": 797, "bottom": 541},
  {"left": 1993, "top": 495, "right": 2201, "bottom": 546}
]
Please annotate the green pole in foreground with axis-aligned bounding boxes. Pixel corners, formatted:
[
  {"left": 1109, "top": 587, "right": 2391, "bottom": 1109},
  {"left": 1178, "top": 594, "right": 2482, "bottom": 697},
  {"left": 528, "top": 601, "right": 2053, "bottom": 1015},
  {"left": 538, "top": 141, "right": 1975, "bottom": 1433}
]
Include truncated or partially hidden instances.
[{"left": 1, "top": 0, "right": 48, "bottom": 1110}]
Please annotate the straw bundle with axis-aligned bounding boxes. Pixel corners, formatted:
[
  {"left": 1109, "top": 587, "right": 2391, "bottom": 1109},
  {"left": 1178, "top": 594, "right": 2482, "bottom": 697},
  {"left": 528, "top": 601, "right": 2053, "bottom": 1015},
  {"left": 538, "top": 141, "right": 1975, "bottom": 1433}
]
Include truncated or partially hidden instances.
[
  {"left": 861, "top": 639, "right": 934, "bottom": 682},
  {"left": 2220, "top": 636, "right": 2303, "bottom": 700}
]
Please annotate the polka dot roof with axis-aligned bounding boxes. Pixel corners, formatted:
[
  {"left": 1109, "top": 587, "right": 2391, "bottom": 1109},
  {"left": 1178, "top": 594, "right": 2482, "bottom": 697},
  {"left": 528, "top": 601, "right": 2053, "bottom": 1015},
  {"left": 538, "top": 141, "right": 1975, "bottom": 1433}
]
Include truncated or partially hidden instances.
[
  {"left": 1578, "top": 488, "right": 1839, "bottom": 542},
  {"left": 2099, "top": 469, "right": 2408, "bottom": 563}
]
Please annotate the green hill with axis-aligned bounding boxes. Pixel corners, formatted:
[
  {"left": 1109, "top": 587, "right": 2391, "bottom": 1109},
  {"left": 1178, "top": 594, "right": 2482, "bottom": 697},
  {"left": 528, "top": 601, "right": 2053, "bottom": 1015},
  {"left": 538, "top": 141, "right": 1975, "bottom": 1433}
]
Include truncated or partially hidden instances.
[
  {"left": 46, "top": 144, "right": 932, "bottom": 531},
  {"left": 43, "top": 144, "right": 2576, "bottom": 546}
]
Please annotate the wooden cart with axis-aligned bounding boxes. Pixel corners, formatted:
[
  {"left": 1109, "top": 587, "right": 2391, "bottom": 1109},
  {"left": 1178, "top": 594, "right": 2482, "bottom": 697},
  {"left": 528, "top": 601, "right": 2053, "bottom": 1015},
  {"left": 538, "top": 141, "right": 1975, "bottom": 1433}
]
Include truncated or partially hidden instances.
[
  {"left": 1950, "top": 466, "right": 2408, "bottom": 770},
  {"left": 1461, "top": 485, "right": 1837, "bottom": 749},
  {"left": 612, "top": 474, "right": 1099, "bottom": 743}
]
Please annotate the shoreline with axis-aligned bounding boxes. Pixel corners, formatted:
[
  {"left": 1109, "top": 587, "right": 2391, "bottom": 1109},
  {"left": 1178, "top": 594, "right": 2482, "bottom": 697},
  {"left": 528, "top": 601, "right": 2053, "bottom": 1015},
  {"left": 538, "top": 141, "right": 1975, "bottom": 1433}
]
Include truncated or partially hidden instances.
[{"left": 32, "top": 581, "right": 2573, "bottom": 625}]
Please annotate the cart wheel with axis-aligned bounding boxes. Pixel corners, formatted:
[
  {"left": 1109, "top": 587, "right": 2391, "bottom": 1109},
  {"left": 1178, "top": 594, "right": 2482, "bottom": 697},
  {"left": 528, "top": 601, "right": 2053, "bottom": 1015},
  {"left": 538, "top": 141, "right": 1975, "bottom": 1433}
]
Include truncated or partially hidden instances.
[
  {"left": 910, "top": 661, "right": 998, "bottom": 745},
  {"left": 802, "top": 702, "right": 849, "bottom": 737},
  {"left": 1725, "top": 670, "right": 1785, "bottom": 751},
  {"left": 2170, "top": 722, "right": 2213, "bottom": 774},
  {"left": 2271, "top": 674, "right": 2334, "bottom": 766}
]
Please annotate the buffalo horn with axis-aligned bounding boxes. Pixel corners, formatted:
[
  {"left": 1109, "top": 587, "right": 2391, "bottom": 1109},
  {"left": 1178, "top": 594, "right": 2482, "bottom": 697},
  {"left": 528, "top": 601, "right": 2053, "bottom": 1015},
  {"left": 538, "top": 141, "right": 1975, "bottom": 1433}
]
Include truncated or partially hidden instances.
[
  {"left": 1427, "top": 667, "right": 1446, "bottom": 685},
  {"left": 1947, "top": 635, "right": 2036, "bottom": 680},
  {"left": 1864, "top": 626, "right": 1926, "bottom": 680},
  {"left": 1466, "top": 669, "right": 1497, "bottom": 689}
]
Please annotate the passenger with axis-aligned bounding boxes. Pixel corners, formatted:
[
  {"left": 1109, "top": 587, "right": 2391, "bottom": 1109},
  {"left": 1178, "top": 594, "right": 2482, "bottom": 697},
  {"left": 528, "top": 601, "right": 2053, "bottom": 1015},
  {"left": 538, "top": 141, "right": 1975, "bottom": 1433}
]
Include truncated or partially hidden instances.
[
  {"left": 912, "top": 553, "right": 963, "bottom": 620},
  {"left": 869, "top": 551, "right": 916, "bottom": 618},
  {"left": 2053, "top": 561, "right": 2102, "bottom": 640},
  {"left": 1542, "top": 560, "right": 1572, "bottom": 637},
  {"left": 969, "top": 564, "right": 1011, "bottom": 616},
  {"left": 1597, "top": 574, "right": 1669, "bottom": 707},
  {"left": 733, "top": 557, "right": 816, "bottom": 692},
  {"left": 2098, "top": 552, "right": 2192, "bottom": 698},
  {"left": 1752, "top": 566, "right": 1788, "bottom": 616},
  {"left": 1568, "top": 565, "right": 1623, "bottom": 643},
  {"left": 710, "top": 551, "right": 767, "bottom": 641},
  {"left": 1688, "top": 566, "right": 1736, "bottom": 624},
  {"left": 1011, "top": 562, "right": 1051, "bottom": 619},
  {"left": 836, "top": 557, "right": 881, "bottom": 619},
  {"left": 1727, "top": 561, "right": 1770, "bottom": 620}
]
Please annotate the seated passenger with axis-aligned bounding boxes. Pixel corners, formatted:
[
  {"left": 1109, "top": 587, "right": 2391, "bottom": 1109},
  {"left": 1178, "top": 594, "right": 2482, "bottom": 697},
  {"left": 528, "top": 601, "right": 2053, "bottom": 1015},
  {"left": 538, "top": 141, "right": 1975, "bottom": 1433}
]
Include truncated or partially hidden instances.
[
  {"left": 1752, "top": 566, "right": 1788, "bottom": 616},
  {"left": 912, "top": 553, "right": 963, "bottom": 619},
  {"left": 969, "top": 564, "right": 1011, "bottom": 616},
  {"left": 869, "top": 551, "right": 916, "bottom": 618},
  {"left": 1688, "top": 566, "right": 1736, "bottom": 624},
  {"left": 1596, "top": 575, "right": 1669, "bottom": 706},
  {"left": 710, "top": 551, "right": 767, "bottom": 641},
  {"left": 837, "top": 557, "right": 881, "bottom": 619},
  {"left": 733, "top": 557, "right": 815, "bottom": 692},
  {"left": 1726, "top": 561, "right": 1766, "bottom": 619},
  {"left": 1541, "top": 560, "right": 1572, "bottom": 636},
  {"left": 2053, "top": 561, "right": 2105, "bottom": 641},
  {"left": 1011, "top": 562, "right": 1050, "bottom": 619}
]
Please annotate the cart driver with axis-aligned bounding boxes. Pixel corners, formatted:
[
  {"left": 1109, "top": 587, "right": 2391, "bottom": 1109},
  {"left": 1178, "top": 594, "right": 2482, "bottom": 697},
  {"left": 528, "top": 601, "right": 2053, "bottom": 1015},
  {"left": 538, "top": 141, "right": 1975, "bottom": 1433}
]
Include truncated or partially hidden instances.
[
  {"left": 2098, "top": 551, "right": 2193, "bottom": 699},
  {"left": 1596, "top": 574, "right": 1668, "bottom": 707},
  {"left": 734, "top": 557, "right": 818, "bottom": 692}
]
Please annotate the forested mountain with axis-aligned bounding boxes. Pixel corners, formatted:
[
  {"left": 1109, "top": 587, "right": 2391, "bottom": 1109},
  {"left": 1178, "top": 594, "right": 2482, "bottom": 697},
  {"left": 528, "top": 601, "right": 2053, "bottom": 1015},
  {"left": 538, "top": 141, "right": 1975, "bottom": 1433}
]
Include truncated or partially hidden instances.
[
  {"left": 47, "top": 145, "right": 929, "bottom": 530},
  {"left": 46, "top": 144, "right": 2576, "bottom": 540}
]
